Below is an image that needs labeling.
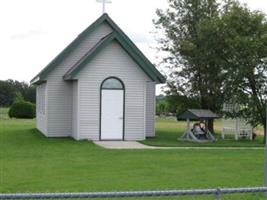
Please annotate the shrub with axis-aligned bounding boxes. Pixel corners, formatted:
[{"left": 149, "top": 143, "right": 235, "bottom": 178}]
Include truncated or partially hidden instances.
[{"left": 8, "top": 101, "right": 36, "bottom": 119}]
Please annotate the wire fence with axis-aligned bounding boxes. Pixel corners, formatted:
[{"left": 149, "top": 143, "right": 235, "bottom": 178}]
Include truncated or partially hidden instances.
[{"left": 1, "top": 187, "right": 267, "bottom": 199}]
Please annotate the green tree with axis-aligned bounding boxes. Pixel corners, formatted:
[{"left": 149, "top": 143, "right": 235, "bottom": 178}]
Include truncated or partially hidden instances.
[
  {"left": 0, "top": 80, "right": 16, "bottom": 106},
  {"left": 156, "top": 99, "right": 167, "bottom": 115},
  {"left": 196, "top": 1, "right": 267, "bottom": 140},
  {"left": 14, "top": 92, "right": 24, "bottom": 103},
  {"left": 24, "top": 86, "right": 36, "bottom": 103},
  {"left": 154, "top": 0, "right": 224, "bottom": 132},
  {"left": 0, "top": 79, "right": 36, "bottom": 106},
  {"left": 155, "top": 0, "right": 267, "bottom": 139},
  {"left": 7, "top": 79, "right": 36, "bottom": 103},
  {"left": 217, "top": 2, "right": 267, "bottom": 140}
]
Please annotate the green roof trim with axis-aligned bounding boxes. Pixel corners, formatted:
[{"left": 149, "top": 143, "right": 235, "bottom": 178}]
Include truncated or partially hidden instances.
[
  {"left": 177, "top": 109, "right": 219, "bottom": 121},
  {"left": 63, "top": 33, "right": 116, "bottom": 80},
  {"left": 63, "top": 31, "right": 164, "bottom": 82},
  {"left": 31, "top": 13, "right": 166, "bottom": 84}
]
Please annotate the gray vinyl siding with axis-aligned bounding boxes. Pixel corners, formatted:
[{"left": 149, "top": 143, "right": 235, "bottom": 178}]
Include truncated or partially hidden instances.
[
  {"left": 72, "top": 81, "right": 78, "bottom": 139},
  {"left": 76, "top": 41, "right": 151, "bottom": 141},
  {"left": 44, "top": 23, "right": 113, "bottom": 137},
  {"left": 145, "top": 81, "right": 156, "bottom": 137},
  {"left": 36, "top": 83, "right": 47, "bottom": 135}
]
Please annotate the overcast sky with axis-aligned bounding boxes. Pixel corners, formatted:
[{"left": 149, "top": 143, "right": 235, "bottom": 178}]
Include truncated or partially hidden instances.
[{"left": 1, "top": 0, "right": 267, "bottom": 86}]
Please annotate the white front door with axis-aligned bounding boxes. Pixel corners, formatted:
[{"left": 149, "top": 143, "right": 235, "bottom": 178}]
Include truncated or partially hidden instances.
[{"left": 101, "top": 90, "right": 124, "bottom": 140}]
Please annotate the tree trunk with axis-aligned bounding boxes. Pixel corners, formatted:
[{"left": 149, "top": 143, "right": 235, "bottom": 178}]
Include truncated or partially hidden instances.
[
  {"left": 264, "top": 123, "right": 266, "bottom": 145},
  {"left": 200, "top": 94, "right": 215, "bottom": 133},
  {"left": 207, "top": 119, "right": 214, "bottom": 133},
  {"left": 264, "top": 105, "right": 267, "bottom": 144}
]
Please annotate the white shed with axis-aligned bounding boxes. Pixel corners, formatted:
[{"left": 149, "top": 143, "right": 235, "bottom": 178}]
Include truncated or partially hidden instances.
[{"left": 31, "top": 14, "right": 165, "bottom": 141}]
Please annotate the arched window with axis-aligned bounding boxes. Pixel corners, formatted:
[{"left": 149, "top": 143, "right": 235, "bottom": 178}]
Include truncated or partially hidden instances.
[{"left": 101, "top": 77, "right": 124, "bottom": 89}]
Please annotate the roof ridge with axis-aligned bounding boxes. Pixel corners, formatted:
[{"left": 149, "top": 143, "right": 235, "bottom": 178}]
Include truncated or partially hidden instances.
[
  {"left": 31, "top": 13, "right": 165, "bottom": 84},
  {"left": 63, "top": 32, "right": 115, "bottom": 80},
  {"left": 63, "top": 31, "right": 164, "bottom": 82}
]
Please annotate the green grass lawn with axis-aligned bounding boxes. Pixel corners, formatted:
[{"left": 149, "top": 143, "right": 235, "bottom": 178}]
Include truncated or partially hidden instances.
[
  {"left": 142, "top": 118, "right": 265, "bottom": 147},
  {"left": 0, "top": 109, "right": 266, "bottom": 199},
  {"left": 0, "top": 107, "right": 9, "bottom": 120}
]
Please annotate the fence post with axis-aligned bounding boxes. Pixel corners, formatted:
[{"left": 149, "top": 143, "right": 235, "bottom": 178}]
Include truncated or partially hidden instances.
[{"left": 215, "top": 188, "right": 221, "bottom": 200}]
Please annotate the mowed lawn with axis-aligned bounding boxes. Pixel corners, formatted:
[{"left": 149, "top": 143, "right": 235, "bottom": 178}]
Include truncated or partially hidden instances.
[
  {"left": 142, "top": 118, "right": 265, "bottom": 147},
  {"left": 0, "top": 108, "right": 265, "bottom": 195}
]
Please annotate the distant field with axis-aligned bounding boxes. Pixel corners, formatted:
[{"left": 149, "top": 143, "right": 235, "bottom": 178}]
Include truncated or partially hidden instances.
[{"left": 0, "top": 107, "right": 9, "bottom": 119}]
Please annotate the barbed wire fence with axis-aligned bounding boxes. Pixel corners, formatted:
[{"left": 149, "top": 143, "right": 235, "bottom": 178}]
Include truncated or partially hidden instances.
[{"left": 1, "top": 187, "right": 267, "bottom": 199}]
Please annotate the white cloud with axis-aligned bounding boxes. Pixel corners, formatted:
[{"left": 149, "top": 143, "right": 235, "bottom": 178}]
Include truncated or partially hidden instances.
[
  {"left": 0, "top": 0, "right": 168, "bottom": 83},
  {"left": 0, "top": 0, "right": 266, "bottom": 94},
  {"left": 10, "top": 28, "right": 45, "bottom": 40}
]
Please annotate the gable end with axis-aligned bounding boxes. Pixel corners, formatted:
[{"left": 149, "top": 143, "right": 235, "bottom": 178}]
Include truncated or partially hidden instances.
[
  {"left": 31, "top": 14, "right": 165, "bottom": 84},
  {"left": 63, "top": 32, "right": 164, "bottom": 82}
]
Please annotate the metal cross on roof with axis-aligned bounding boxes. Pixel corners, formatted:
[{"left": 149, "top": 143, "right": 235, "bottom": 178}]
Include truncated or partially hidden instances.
[{"left": 96, "top": 0, "right": 112, "bottom": 14}]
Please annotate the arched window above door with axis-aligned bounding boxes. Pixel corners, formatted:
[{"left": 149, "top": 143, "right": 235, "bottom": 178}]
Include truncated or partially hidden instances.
[{"left": 101, "top": 77, "right": 124, "bottom": 89}]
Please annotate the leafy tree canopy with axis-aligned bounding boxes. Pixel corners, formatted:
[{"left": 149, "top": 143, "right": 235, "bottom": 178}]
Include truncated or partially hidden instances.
[
  {"left": 0, "top": 79, "right": 36, "bottom": 107},
  {"left": 154, "top": 0, "right": 267, "bottom": 137}
]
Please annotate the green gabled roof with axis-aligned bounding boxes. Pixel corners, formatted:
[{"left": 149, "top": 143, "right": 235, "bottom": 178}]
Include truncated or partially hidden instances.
[
  {"left": 63, "top": 31, "right": 164, "bottom": 82},
  {"left": 177, "top": 109, "right": 219, "bottom": 120},
  {"left": 63, "top": 33, "right": 114, "bottom": 80},
  {"left": 31, "top": 14, "right": 166, "bottom": 84}
]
